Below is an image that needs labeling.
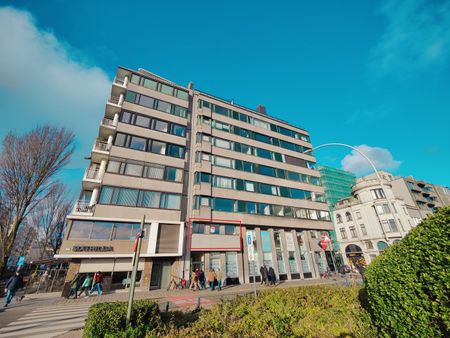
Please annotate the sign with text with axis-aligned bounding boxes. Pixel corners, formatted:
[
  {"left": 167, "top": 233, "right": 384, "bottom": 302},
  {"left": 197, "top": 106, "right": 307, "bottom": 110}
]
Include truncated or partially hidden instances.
[
  {"left": 246, "top": 231, "right": 255, "bottom": 261},
  {"left": 72, "top": 245, "right": 113, "bottom": 252}
]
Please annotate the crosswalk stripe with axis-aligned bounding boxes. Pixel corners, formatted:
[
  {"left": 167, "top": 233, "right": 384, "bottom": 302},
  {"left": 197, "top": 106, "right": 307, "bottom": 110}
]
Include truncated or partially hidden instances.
[
  {"left": 0, "top": 318, "right": 85, "bottom": 337},
  {"left": 18, "top": 307, "right": 90, "bottom": 319},
  {"left": 12, "top": 313, "right": 87, "bottom": 326},
  {"left": 23, "top": 331, "right": 68, "bottom": 338},
  {"left": 0, "top": 317, "right": 85, "bottom": 333},
  {"left": 14, "top": 310, "right": 89, "bottom": 323}
]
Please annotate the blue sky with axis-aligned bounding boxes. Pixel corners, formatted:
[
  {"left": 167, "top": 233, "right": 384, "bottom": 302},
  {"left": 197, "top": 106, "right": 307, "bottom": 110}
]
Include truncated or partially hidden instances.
[{"left": 1, "top": 0, "right": 449, "bottom": 198}]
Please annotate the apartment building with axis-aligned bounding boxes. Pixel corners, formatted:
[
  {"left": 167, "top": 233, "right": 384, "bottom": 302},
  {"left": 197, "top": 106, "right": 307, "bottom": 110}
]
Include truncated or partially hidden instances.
[
  {"left": 57, "top": 66, "right": 333, "bottom": 291},
  {"left": 390, "top": 176, "right": 445, "bottom": 219},
  {"left": 333, "top": 171, "right": 418, "bottom": 269}
]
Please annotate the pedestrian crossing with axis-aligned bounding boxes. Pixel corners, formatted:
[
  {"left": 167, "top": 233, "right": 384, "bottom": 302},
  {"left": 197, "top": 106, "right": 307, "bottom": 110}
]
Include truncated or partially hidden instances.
[{"left": 0, "top": 303, "right": 91, "bottom": 338}]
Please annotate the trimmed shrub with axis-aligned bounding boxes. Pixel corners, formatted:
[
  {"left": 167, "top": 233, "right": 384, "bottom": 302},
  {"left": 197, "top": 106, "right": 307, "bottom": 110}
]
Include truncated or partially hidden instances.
[
  {"left": 174, "top": 285, "right": 375, "bottom": 337},
  {"left": 364, "top": 206, "right": 450, "bottom": 337},
  {"left": 83, "top": 300, "right": 160, "bottom": 338}
]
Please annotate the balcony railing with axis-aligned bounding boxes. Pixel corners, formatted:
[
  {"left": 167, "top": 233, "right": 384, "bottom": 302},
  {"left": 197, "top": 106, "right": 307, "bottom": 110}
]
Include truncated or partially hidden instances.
[
  {"left": 73, "top": 200, "right": 94, "bottom": 213},
  {"left": 85, "top": 168, "right": 100, "bottom": 180},
  {"left": 114, "top": 77, "right": 125, "bottom": 86},
  {"left": 101, "top": 118, "right": 115, "bottom": 127},
  {"left": 108, "top": 96, "right": 120, "bottom": 105},
  {"left": 93, "top": 141, "right": 109, "bottom": 152}
]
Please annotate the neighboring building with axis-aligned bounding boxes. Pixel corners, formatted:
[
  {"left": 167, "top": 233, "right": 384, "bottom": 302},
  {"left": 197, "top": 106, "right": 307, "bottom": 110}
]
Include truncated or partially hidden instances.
[
  {"left": 318, "top": 166, "right": 355, "bottom": 254},
  {"left": 434, "top": 185, "right": 450, "bottom": 206},
  {"left": 57, "top": 66, "right": 333, "bottom": 290},
  {"left": 333, "top": 171, "right": 417, "bottom": 269},
  {"left": 390, "top": 175, "right": 445, "bottom": 219}
]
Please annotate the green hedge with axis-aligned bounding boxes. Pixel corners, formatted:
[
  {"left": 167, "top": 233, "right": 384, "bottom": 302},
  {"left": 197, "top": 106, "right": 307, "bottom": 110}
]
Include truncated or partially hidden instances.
[
  {"left": 83, "top": 300, "right": 160, "bottom": 338},
  {"left": 173, "top": 285, "right": 375, "bottom": 337},
  {"left": 364, "top": 206, "right": 450, "bottom": 337}
]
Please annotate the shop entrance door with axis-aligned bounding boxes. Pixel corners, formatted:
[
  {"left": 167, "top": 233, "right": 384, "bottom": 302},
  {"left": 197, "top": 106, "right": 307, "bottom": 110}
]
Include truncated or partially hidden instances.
[{"left": 150, "top": 261, "right": 172, "bottom": 289}]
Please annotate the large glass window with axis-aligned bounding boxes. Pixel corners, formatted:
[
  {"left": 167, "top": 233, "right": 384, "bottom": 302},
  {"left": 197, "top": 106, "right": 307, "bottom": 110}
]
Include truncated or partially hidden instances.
[
  {"left": 99, "top": 186, "right": 114, "bottom": 204},
  {"left": 154, "top": 120, "right": 169, "bottom": 133},
  {"left": 143, "top": 78, "right": 157, "bottom": 90},
  {"left": 258, "top": 203, "right": 272, "bottom": 215},
  {"left": 113, "top": 223, "right": 135, "bottom": 240},
  {"left": 114, "top": 133, "right": 127, "bottom": 147},
  {"left": 139, "top": 95, "right": 154, "bottom": 108},
  {"left": 274, "top": 230, "right": 286, "bottom": 274},
  {"left": 141, "top": 191, "right": 161, "bottom": 208},
  {"left": 69, "top": 221, "right": 93, "bottom": 239},
  {"left": 285, "top": 232, "right": 298, "bottom": 273},
  {"left": 171, "top": 124, "right": 186, "bottom": 137},
  {"left": 297, "top": 231, "right": 312, "bottom": 274},
  {"left": 257, "top": 165, "right": 275, "bottom": 177},
  {"left": 225, "top": 225, "right": 237, "bottom": 235},
  {"left": 160, "top": 84, "right": 173, "bottom": 96},
  {"left": 124, "top": 163, "right": 143, "bottom": 176},
  {"left": 192, "top": 223, "right": 205, "bottom": 234},
  {"left": 214, "top": 198, "right": 235, "bottom": 212},
  {"left": 117, "top": 188, "right": 138, "bottom": 206},
  {"left": 146, "top": 165, "right": 165, "bottom": 179},
  {"left": 165, "top": 167, "right": 182, "bottom": 182},
  {"left": 150, "top": 140, "right": 166, "bottom": 155},
  {"left": 129, "top": 136, "right": 146, "bottom": 151},
  {"left": 162, "top": 194, "right": 181, "bottom": 209},
  {"left": 90, "top": 222, "right": 113, "bottom": 240},
  {"left": 157, "top": 100, "right": 171, "bottom": 113},
  {"left": 256, "top": 148, "right": 272, "bottom": 160},
  {"left": 135, "top": 115, "right": 150, "bottom": 128},
  {"left": 167, "top": 144, "right": 184, "bottom": 158},
  {"left": 214, "top": 176, "right": 234, "bottom": 189}
]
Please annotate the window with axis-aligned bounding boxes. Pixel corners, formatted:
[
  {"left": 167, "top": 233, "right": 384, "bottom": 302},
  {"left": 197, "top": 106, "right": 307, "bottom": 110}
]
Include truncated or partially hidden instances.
[
  {"left": 99, "top": 186, "right": 114, "bottom": 204},
  {"left": 161, "top": 194, "right": 181, "bottom": 209},
  {"left": 156, "top": 100, "right": 171, "bottom": 113},
  {"left": 288, "top": 171, "right": 300, "bottom": 181},
  {"left": 252, "top": 118, "right": 270, "bottom": 130},
  {"left": 257, "top": 165, "right": 276, "bottom": 177},
  {"left": 121, "top": 111, "right": 132, "bottom": 123},
  {"left": 225, "top": 225, "right": 236, "bottom": 235},
  {"left": 124, "top": 163, "right": 143, "bottom": 176},
  {"left": 209, "top": 224, "right": 220, "bottom": 234},
  {"left": 243, "top": 161, "right": 253, "bottom": 172},
  {"left": 146, "top": 165, "right": 165, "bottom": 179},
  {"left": 381, "top": 219, "right": 399, "bottom": 233},
  {"left": 356, "top": 211, "right": 362, "bottom": 219},
  {"left": 407, "top": 181, "right": 415, "bottom": 189},
  {"left": 143, "top": 78, "right": 157, "bottom": 90},
  {"left": 90, "top": 222, "right": 113, "bottom": 240},
  {"left": 365, "top": 241, "right": 374, "bottom": 249},
  {"left": 215, "top": 176, "right": 234, "bottom": 189},
  {"left": 114, "top": 133, "right": 127, "bottom": 147},
  {"left": 192, "top": 223, "right": 205, "bottom": 234},
  {"left": 345, "top": 212, "right": 352, "bottom": 221},
  {"left": 107, "top": 160, "right": 121, "bottom": 173},
  {"left": 141, "top": 191, "right": 161, "bottom": 208},
  {"left": 260, "top": 183, "right": 277, "bottom": 195},
  {"left": 167, "top": 144, "right": 184, "bottom": 158},
  {"left": 154, "top": 120, "right": 169, "bottom": 133},
  {"left": 376, "top": 204, "right": 390, "bottom": 214},
  {"left": 258, "top": 203, "right": 272, "bottom": 215},
  {"left": 339, "top": 228, "right": 347, "bottom": 239},
  {"left": 245, "top": 182, "right": 255, "bottom": 192},
  {"left": 113, "top": 223, "right": 135, "bottom": 240},
  {"left": 371, "top": 188, "right": 385, "bottom": 199},
  {"left": 129, "top": 136, "right": 146, "bottom": 151},
  {"left": 214, "top": 105, "right": 229, "bottom": 116},
  {"left": 214, "top": 198, "right": 235, "bottom": 212},
  {"left": 215, "top": 156, "right": 233, "bottom": 168},
  {"left": 349, "top": 226, "right": 357, "bottom": 238},
  {"left": 130, "top": 74, "right": 140, "bottom": 85},
  {"left": 254, "top": 133, "right": 271, "bottom": 144},
  {"left": 135, "top": 115, "right": 150, "bottom": 128},
  {"left": 125, "top": 91, "right": 137, "bottom": 103},
  {"left": 255, "top": 148, "right": 272, "bottom": 159},
  {"left": 215, "top": 138, "right": 232, "bottom": 149},
  {"left": 360, "top": 224, "right": 367, "bottom": 236},
  {"left": 69, "top": 221, "right": 93, "bottom": 239},
  {"left": 160, "top": 84, "right": 173, "bottom": 96},
  {"left": 291, "top": 189, "right": 305, "bottom": 199},
  {"left": 164, "top": 167, "right": 182, "bottom": 182},
  {"left": 117, "top": 188, "right": 138, "bottom": 206},
  {"left": 336, "top": 214, "right": 342, "bottom": 223},
  {"left": 173, "top": 105, "right": 187, "bottom": 118},
  {"left": 176, "top": 90, "right": 189, "bottom": 100},
  {"left": 139, "top": 95, "right": 155, "bottom": 108},
  {"left": 150, "top": 140, "right": 166, "bottom": 155},
  {"left": 171, "top": 124, "right": 186, "bottom": 137}
]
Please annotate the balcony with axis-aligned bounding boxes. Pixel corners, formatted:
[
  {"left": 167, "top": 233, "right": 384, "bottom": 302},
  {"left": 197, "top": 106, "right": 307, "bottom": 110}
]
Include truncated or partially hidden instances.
[
  {"left": 99, "top": 117, "right": 117, "bottom": 137},
  {"left": 108, "top": 95, "right": 121, "bottom": 106},
  {"left": 92, "top": 141, "right": 110, "bottom": 162},
  {"left": 113, "top": 76, "right": 127, "bottom": 87},
  {"left": 93, "top": 141, "right": 109, "bottom": 152},
  {"left": 72, "top": 200, "right": 94, "bottom": 214}
]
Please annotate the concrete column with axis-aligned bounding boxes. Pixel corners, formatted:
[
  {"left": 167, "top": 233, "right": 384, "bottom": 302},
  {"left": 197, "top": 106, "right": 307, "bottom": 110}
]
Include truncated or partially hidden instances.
[
  {"left": 61, "top": 259, "right": 81, "bottom": 297},
  {"left": 242, "top": 226, "right": 250, "bottom": 283},
  {"left": 220, "top": 253, "right": 226, "bottom": 279},
  {"left": 279, "top": 229, "right": 291, "bottom": 280},
  {"left": 113, "top": 113, "right": 119, "bottom": 127},
  {"left": 268, "top": 228, "right": 279, "bottom": 276},
  {"left": 255, "top": 228, "right": 264, "bottom": 277},
  {"left": 124, "top": 75, "right": 129, "bottom": 87},
  {"left": 305, "top": 231, "right": 319, "bottom": 279},
  {"left": 107, "top": 135, "right": 114, "bottom": 149},
  {"left": 89, "top": 188, "right": 99, "bottom": 206},
  {"left": 204, "top": 252, "right": 210, "bottom": 272},
  {"left": 118, "top": 93, "right": 124, "bottom": 106},
  {"left": 291, "top": 229, "right": 304, "bottom": 279},
  {"left": 98, "top": 159, "right": 107, "bottom": 180},
  {"left": 140, "top": 258, "right": 152, "bottom": 290},
  {"left": 237, "top": 252, "right": 244, "bottom": 285}
]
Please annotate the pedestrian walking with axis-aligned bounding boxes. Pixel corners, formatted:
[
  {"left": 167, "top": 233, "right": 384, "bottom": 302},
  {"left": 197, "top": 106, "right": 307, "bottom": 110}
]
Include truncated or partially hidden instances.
[
  {"left": 40, "top": 270, "right": 51, "bottom": 292},
  {"left": 189, "top": 270, "right": 198, "bottom": 290},
  {"left": 216, "top": 269, "right": 223, "bottom": 291},
  {"left": 68, "top": 273, "right": 82, "bottom": 299},
  {"left": 78, "top": 274, "right": 91, "bottom": 297},
  {"left": 199, "top": 269, "right": 206, "bottom": 289},
  {"left": 260, "top": 265, "right": 268, "bottom": 285},
  {"left": 90, "top": 271, "right": 103, "bottom": 296},
  {"left": 268, "top": 266, "right": 276, "bottom": 286},
  {"left": 208, "top": 269, "right": 217, "bottom": 290},
  {"left": 4, "top": 271, "right": 23, "bottom": 307}
]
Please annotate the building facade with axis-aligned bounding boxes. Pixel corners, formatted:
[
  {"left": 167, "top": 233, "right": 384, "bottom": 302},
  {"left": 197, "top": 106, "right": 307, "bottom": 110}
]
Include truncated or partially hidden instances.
[
  {"left": 333, "top": 171, "right": 417, "bottom": 268},
  {"left": 317, "top": 166, "right": 355, "bottom": 255},
  {"left": 57, "top": 66, "right": 333, "bottom": 290}
]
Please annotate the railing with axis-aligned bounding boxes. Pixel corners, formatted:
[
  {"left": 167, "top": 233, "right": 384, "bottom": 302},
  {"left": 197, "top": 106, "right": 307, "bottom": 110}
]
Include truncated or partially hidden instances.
[
  {"left": 73, "top": 200, "right": 94, "bottom": 213},
  {"left": 108, "top": 96, "right": 120, "bottom": 105},
  {"left": 101, "top": 118, "right": 115, "bottom": 127},
  {"left": 85, "top": 168, "right": 100, "bottom": 180},
  {"left": 93, "top": 141, "right": 109, "bottom": 152},
  {"left": 114, "top": 77, "right": 125, "bottom": 86}
]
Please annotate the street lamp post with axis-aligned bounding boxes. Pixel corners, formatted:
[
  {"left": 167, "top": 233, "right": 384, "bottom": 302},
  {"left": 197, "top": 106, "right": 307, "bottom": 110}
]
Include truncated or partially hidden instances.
[{"left": 304, "top": 142, "right": 396, "bottom": 244}]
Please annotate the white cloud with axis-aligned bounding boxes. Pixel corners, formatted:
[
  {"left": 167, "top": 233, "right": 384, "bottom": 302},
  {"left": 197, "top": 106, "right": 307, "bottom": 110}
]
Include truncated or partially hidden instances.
[
  {"left": 0, "top": 7, "right": 111, "bottom": 193},
  {"left": 341, "top": 145, "right": 401, "bottom": 175},
  {"left": 369, "top": 0, "right": 450, "bottom": 77}
]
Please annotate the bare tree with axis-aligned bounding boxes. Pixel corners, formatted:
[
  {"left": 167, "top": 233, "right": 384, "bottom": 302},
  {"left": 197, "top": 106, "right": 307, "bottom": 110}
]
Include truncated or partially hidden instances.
[
  {"left": 0, "top": 126, "right": 74, "bottom": 272},
  {"left": 29, "top": 182, "right": 72, "bottom": 259}
]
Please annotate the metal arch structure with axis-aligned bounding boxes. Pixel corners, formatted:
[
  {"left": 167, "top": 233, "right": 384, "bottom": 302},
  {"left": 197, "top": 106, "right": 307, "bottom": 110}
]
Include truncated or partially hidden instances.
[{"left": 304, "top": 142, "right": 397, "bottom": 244}]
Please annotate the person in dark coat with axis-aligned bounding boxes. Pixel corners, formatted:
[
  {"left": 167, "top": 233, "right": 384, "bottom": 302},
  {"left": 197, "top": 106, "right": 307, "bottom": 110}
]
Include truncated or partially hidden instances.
[
  {"left": 4, "top": 271, "right": 23, "bottom": 307},
  {"left": 268, "top": 266, "right": 276, "bottom": 286},
  {"left": 259, "top": 265, "right": 268, "bottom": 285}
]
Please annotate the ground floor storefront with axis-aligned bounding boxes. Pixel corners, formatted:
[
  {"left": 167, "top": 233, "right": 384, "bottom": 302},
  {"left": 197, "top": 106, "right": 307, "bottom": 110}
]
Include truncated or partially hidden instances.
[{"left": 185, "top": 220, "right": 336, "bottom": 285}]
